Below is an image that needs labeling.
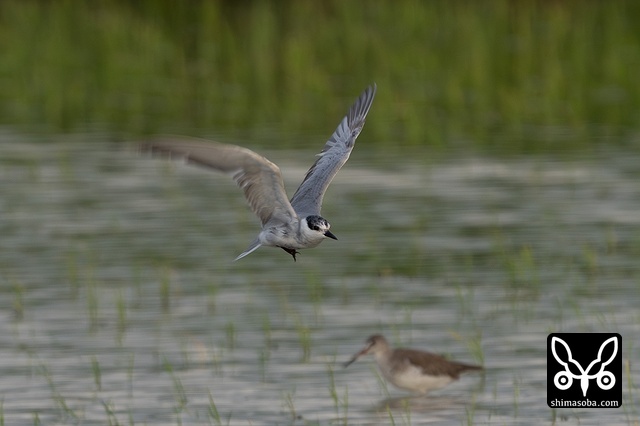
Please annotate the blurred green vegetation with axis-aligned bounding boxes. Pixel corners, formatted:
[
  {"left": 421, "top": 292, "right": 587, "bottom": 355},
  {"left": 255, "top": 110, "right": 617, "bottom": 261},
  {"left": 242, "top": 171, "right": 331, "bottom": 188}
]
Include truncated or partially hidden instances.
[{"left": 1, "top": 0, "right": 639, "bottom": 153}]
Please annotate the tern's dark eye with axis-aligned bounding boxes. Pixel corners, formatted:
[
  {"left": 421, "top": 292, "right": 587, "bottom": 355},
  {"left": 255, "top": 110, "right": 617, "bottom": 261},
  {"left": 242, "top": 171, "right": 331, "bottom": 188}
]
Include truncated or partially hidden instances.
[{"left": 311, "top": 225, "right": 319, "bottom": 231}]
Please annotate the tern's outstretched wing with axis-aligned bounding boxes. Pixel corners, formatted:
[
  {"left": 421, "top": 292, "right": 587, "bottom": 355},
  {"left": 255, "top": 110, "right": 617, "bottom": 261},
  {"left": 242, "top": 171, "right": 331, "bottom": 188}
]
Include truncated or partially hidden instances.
[
  {"left": 143, "top": 137, "right": 297, "bottom": 227},
  {"left": 290, "top": 84, "right": 376, "bottom": 217}
]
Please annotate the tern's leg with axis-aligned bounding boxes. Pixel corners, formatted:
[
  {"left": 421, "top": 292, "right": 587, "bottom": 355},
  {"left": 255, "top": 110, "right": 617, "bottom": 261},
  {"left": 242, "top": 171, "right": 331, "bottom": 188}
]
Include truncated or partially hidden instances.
[{"left": 280, "top": 247, "right": 300, "bottom": 262}]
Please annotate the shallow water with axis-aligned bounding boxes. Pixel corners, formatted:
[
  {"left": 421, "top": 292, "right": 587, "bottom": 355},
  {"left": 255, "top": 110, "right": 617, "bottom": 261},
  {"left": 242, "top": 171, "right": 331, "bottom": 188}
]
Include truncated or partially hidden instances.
[{"left": 0, "top": 135, "right": 639, "bottom": 425}]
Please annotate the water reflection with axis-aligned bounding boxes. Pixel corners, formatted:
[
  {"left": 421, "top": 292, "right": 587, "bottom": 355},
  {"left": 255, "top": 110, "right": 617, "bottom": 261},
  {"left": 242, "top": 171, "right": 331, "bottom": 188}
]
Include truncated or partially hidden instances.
[{"left": 375, "top": 395, "right": 460, "bottom": 412}]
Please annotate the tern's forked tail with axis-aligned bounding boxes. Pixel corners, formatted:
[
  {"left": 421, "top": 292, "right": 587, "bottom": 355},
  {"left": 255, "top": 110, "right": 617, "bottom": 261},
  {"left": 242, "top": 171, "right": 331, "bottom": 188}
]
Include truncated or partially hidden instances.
[{"left": 234, "top": 239, "right": 262, "bottom": 261}]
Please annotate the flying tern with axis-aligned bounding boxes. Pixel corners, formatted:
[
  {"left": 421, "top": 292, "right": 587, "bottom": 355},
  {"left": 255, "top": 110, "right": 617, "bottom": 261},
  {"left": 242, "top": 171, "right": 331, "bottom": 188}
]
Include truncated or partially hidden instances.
[{"left": 144, "top": 84, "right": 376, "bottom": 261}]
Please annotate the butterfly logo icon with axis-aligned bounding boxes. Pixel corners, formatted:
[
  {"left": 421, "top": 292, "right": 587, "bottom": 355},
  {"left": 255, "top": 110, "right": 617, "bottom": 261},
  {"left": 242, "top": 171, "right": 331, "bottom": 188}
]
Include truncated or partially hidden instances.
[{"left": 551, "top": 336, "right": 618, "bottom": 397}]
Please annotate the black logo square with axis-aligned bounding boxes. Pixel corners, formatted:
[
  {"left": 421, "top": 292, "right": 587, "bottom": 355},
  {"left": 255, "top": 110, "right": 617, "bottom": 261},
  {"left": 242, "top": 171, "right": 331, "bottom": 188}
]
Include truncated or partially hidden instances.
[{"left": 547, "top": 333, "right": 622, "bottom": 408}]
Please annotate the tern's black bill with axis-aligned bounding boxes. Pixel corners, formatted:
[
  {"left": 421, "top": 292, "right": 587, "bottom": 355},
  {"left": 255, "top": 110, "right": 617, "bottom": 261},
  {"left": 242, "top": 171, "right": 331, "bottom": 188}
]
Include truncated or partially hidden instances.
[{"left": 324, "top": 230, "right": 337, "bottom": 240}]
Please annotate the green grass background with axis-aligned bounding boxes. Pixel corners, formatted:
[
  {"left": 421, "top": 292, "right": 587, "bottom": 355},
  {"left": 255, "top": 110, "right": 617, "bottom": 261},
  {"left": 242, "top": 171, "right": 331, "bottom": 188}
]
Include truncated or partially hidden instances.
[{"left": 1, "top": 0, "right": 639, "bottom": 153}]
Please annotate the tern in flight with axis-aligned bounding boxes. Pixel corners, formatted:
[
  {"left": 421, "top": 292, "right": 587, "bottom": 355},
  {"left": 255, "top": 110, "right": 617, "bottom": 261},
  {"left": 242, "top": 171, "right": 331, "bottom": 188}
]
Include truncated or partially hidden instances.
[{"left": 144, "top": 84, "right": 376, "bottom": 261}]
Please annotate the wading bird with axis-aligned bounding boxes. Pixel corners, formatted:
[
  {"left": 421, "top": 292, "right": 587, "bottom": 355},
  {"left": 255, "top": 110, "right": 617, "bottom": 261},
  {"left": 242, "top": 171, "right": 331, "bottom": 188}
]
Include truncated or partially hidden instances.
[{"left": 344, "top": 334, "right": 483, "bottom": 395}]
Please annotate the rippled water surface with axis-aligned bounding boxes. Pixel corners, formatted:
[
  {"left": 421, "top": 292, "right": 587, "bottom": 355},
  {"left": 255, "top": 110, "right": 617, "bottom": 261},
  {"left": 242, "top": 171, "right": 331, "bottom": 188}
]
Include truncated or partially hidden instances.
[{"left": 1, "top": 136, "right": 639, "bottom": 425}]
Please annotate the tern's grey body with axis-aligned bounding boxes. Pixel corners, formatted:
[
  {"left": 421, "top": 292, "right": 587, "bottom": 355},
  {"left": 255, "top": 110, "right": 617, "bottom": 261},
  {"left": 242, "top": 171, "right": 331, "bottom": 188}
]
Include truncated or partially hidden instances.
[{"left": 144, "top": 84, "right": 376, "bottom": 261}]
